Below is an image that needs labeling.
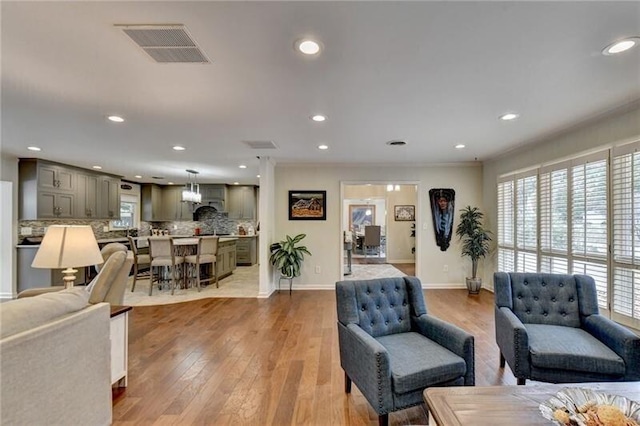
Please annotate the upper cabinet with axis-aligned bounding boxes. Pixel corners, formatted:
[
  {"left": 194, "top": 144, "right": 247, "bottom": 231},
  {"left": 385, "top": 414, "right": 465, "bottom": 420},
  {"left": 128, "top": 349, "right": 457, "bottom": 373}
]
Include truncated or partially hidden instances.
[
  {"left": 99, "top": 176, "right": 121, "bottom": 219},
  {"left": 19, "top": 159, "right": 121, "bottom": 220},
  {"left": 161, "top": 186, "right": 193, "bottom": 221},
  {"left": 141, "top": 184, "right": 164, "bottom": 222},
  {"left": 227, "top": 185, "right": 257, "bottom": 220}
]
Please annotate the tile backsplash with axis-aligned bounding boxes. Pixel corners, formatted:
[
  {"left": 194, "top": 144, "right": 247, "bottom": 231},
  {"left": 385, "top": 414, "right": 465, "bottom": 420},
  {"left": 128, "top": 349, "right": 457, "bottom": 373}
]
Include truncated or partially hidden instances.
[{"left": 18, "top": 212, "right": 255, "bottom": 243}]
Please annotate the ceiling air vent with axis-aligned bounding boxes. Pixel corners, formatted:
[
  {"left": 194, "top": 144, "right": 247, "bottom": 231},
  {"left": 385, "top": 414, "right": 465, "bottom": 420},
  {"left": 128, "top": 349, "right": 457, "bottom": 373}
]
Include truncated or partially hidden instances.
[
  {"left": 243, "top": 140, "right": 278, "bottom": 150},
  {"left": 116, "top": 24, "right": 210, "bottom": 64}
]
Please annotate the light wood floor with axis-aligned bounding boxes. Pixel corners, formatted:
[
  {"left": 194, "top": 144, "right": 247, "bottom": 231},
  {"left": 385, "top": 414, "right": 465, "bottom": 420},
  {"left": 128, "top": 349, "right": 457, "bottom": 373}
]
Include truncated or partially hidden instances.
[{"left": 112, "top": 289, "right": 516, "bottom": 425}]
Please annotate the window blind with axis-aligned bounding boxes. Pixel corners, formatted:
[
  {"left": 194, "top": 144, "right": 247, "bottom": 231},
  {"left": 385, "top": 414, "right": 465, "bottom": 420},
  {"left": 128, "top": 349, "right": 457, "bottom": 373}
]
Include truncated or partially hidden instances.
[
  {"left": 516, "top": 174, "right": 537, "bottom": 251},
  {"left": 611, "top": 142, "right": 640, "bottom": 327}
]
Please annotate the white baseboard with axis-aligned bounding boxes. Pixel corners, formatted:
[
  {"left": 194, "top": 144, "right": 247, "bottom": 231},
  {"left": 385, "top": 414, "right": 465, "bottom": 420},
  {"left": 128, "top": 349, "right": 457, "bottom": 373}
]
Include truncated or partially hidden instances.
[
  {"left": 0, "top": 292, "right": 16, "bottom": 301},
  {"left": 387, "top": 259, "right": 415, "bottom": 264}
]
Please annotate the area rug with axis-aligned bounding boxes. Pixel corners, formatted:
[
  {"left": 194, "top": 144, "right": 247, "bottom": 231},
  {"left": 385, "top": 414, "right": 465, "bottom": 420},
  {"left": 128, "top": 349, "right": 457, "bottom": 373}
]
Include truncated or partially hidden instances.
[
  {"left": 122, "top": 265, "right": 259, "bottom": 306},
  {"left": 343, "top": 264, "right": 406, "bottom": 281}
]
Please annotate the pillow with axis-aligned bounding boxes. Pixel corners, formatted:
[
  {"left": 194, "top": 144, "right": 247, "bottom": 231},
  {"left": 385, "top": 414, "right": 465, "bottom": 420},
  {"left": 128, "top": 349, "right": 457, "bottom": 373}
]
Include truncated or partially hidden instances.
[{"left": 0, "top": 287, "right": 89, "bottom": 339}]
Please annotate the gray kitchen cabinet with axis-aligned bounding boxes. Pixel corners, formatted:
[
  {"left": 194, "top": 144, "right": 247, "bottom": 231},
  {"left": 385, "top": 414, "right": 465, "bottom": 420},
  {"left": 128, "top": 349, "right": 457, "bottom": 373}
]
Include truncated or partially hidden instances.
[
  {"left": 141, "top": 184, "right": 164, "bottom": 221},
  {"left": 76, "top": 173, "right": 99, "bottom": 218},
  {"left": 19, "top": 158, "right": 122, "bottom": 220},
  {"left": 99, "top": 175, "right": 121, "bottom": 219},
  {"left": 37, "top": 162, "right": 75, "bottom": 192},
  {"left": 217, "top": 239, "right": 237, "bottom": 279},
  {"left": 200, "top": 184, "right": 226, "bottom": 201},
  {"left": 37, "top": 191, "right": 75, "bottom": 218},
  {"left": 227, "top": 185, "right": 256, "bottom": 219},
  {"left": 161, "top": 186, "right": 193, "bottom": 221},
  {"left": 235, "top": 236, "right": 257, "bottom": 265}
]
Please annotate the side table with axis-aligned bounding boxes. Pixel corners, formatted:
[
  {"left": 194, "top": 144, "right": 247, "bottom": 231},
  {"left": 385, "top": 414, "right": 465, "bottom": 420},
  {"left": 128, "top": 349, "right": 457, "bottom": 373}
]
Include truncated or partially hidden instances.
[{"left": 110, "top": 305, "right": 132, "bottom": 388}]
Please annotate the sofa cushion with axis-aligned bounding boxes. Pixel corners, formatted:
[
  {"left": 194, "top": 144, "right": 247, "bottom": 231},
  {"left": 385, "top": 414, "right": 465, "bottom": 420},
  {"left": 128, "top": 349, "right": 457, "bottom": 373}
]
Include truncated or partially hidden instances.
[
  {"left": 526, "top": 324, "right": 625, "bottom": 376},
  {"left": 377, "top": 332, "right": 466, "bottom": 394},
  {"left": 0, "top": 288, "right": 89, "bottom": 339}
]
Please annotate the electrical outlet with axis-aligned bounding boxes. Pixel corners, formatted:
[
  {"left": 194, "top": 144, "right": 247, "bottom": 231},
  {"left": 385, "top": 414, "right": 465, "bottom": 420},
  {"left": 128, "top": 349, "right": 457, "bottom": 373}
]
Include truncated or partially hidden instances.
[
  {"left": 173, "top": 225, "right": 178, "bottom": 230},
  {"left": 423, "top": 222, "right": 428, "bottom": 230},
  {"left": 315, "top": 265, "right": 321, "bottom": 274},
  {"left": 103, "top": 226, "right": 109, "bottom": 232},
  {"left": 443, "top": 264, "right": 449, "bottom": 272},
  {"left": 20, "top": 227, "right": 32, "bottom": 236}
]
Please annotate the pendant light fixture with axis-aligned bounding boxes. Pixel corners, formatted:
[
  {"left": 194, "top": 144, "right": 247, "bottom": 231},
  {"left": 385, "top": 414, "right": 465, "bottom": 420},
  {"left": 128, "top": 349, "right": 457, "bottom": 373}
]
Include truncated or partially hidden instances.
[{"left": 181, "top": 169, "right": 202, "bottom": 203}]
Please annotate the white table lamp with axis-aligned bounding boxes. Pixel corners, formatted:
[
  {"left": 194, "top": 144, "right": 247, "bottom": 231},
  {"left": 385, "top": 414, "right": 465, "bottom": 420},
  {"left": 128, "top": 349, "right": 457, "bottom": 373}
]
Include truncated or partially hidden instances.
[{"left": 32, "top": 225, "right": 104, "bottom": 288}]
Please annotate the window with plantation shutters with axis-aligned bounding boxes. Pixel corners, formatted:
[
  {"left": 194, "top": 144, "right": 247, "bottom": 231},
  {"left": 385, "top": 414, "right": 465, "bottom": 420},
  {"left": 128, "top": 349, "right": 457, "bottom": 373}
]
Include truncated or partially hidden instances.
[
  {"left": 495, "top": 142, "right": 640, "bottom": 328},
  {"left": 516, "top": 174, "right": 537, "bottom": 251},
  {"left": 540, "top": 162, "right": 569, "bottom": 274},
  {"left": 570, "top": 153, "right": 608, "bottom": 309},
  {"left": 611, "top": 142, "right": 640, "bottom": 329},
  {"left": 497, "top": 179, "right": 515, "bottom": 272}
]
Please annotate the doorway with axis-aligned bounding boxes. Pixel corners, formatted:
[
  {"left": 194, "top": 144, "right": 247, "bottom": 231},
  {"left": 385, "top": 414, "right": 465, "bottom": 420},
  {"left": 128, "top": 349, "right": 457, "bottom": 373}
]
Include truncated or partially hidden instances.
[{"left": 342, "top": 183, "right": 417, "bottom": 281}]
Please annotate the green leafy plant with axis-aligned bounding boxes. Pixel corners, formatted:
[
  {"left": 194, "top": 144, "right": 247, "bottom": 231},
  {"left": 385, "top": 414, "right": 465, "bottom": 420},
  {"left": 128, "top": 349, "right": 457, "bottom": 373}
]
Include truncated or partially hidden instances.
[
  {"left": 269, "top": 234, "right": 312, "bottom": 278},
  {"left": 455, "top": 206, "right": 492, "bottom": 279}
]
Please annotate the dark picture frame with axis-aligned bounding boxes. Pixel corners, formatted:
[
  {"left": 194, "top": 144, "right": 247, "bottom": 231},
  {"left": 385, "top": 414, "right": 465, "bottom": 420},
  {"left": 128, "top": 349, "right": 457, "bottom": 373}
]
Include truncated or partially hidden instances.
[
  {"left": 288, "top": 190, "right": 327, "bottom": 220},
  {"left": 394, "top": 205, "right": 415, "bottom": 221}
]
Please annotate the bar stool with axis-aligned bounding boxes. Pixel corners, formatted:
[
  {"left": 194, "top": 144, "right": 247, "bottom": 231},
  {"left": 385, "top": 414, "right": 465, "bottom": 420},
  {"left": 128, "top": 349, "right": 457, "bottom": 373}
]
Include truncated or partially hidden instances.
[
  {"left": 184, "top": 236, "right": 219, "bottom": 291},
  {"left": 128, "top": 236, "right": 150, "bottom": 292},
  {"left": 148, "top": 237, "right": 184, "bottom": 295}
]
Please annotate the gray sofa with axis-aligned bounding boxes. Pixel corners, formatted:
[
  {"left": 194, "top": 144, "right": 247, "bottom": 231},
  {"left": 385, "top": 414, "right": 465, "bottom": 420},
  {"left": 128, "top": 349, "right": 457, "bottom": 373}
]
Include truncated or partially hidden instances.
[
  {"left": 0, "top": 288, "right": 112, "bottom": 425},
  {"left": 336, "top": 277, "right": 474, "bottom": 426},
  {"left": 494, "top": 272, "right": 640, "bottom": 385}
]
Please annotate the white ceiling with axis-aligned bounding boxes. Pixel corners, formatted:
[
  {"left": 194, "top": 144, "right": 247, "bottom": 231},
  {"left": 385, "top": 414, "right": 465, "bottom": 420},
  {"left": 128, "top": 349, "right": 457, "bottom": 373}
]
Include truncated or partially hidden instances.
[{"left": 2, "top": 1, "right": 639, "bottom": 185}]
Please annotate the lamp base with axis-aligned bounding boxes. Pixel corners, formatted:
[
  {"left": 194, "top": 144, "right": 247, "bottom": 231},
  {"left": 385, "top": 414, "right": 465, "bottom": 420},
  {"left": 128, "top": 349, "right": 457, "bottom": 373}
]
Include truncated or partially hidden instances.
[{"left": 61, "top": 268, "right": 78, "bottom": 289}]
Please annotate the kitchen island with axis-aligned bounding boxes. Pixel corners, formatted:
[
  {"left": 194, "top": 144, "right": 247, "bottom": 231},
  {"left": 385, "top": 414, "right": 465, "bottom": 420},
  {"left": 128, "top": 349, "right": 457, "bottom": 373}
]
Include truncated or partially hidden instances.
[{"left": 16, "top": 236, "right": 239, "bottom": 292}]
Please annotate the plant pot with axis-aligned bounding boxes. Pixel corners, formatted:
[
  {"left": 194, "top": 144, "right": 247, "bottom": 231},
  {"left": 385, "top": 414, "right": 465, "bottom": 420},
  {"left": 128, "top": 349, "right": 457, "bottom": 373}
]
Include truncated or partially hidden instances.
[{"left": 466, "top": 277, "right": 482, "bottom": 295}]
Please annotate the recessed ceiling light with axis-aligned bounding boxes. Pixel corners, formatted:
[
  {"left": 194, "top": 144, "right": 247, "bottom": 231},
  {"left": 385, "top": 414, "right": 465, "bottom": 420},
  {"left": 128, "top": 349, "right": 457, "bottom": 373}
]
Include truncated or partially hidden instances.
[
  {"left": 239, "top": 164, "right": 247, "bottom": 169},
  {"left": 386, "top": 140, "right": 407, "bottom": 146},
  {"left": 92, "top": 165, "right": 102, "bottom": 170},
  {"left": 311, "top": 114, "right": 326, "bottom": 122},
  {"left": 603, "top": 37, "right": 640, "bottom": 55},
  {"left": 233, "top": 182, "right": 239, "bottom": 185},
  {"left": 318, "top": 144, "right": 329, "bottom": 150},
  {"left": 499, "top": 113, "right": 520, "bottom": 121},
  {"left": 134, "top": 175, "right": 142, "bottom": 179},
  {"left": 296, "top": 39, "right": 321, "bottom": 55},
  {"left": 455, "top": 144, "right": 466, "bottom": 149},
  {"left": 172, "top": 145, "right": 186, "bottom": 151},
  {"left": 256, "top": 175, "right": 261, "bottom": 178},
  {"left": 167, "top": 182, "right": 174, "bottom": 185},
  {"left": 107, "top": 115, "right": 124, "bottom": 123},
  {"left": 27, "top": 146, "right": 41, "bottom": 151}
]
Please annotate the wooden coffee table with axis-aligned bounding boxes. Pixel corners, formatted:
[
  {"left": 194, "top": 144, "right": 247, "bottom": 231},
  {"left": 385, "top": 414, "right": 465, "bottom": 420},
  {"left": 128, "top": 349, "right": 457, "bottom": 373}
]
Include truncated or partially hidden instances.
[{"left": 424, "top": 382, "right": 640, "bottom": 426}]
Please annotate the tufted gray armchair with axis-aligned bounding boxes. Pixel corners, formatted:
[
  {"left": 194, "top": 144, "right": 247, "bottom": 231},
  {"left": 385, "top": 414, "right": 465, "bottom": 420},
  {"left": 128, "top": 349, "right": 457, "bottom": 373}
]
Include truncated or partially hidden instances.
[
  {"left": 336, "top": 277, "right": 474, "bottom": 426},
  {"left": 495, "top": 272, "right": 640, "bottom": 385}
]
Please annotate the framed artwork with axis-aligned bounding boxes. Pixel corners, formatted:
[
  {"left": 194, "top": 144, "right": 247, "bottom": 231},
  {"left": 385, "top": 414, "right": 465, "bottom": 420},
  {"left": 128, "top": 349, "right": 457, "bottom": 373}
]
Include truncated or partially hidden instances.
[
  {"left": 429, "top": 188, "right": 456, "bottom": 251},
  {"left": 394, "top": 205, "right": 415, "bottom": 221},
  {"left": 349, "top": 205, "right": 375, "bottom": 231},
  {"left": 288, "top": 190, "right": 326, "bottom": 220}
]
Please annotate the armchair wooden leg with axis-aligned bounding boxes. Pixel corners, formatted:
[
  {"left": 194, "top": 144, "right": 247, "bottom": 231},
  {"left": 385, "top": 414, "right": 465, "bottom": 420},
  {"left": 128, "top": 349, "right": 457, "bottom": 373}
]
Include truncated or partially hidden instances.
[
  {"left": 517, "top": 378, "right": 526, "bottom": 385},
  {"left": 499, "top": 353, "right": 505, "bottom": 368},
  {"left": 378, "top": 414, "right": 388, "bottom": 426},
  {"left": 344, "top": 372, "right": 352, "bottom": 393}
]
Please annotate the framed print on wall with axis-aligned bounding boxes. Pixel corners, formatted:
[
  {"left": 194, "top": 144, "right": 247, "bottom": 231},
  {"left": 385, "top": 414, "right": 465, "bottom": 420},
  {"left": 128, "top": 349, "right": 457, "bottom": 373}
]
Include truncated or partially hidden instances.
[
  {"left": 288, "top": 190, "right": 327, "bottom": 220},
  {"left": 394, "top": 205, "right": 415, "bottom": 221}
]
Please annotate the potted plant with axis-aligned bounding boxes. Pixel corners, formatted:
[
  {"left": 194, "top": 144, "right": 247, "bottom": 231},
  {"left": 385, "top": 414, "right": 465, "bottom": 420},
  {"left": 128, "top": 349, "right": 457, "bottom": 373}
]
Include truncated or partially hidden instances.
[
  {"left": 269, "top": 234, "right": 312, "bottom": 279},
  {"left": 455, "top": 206, "right": 492, "bottom": 294}
]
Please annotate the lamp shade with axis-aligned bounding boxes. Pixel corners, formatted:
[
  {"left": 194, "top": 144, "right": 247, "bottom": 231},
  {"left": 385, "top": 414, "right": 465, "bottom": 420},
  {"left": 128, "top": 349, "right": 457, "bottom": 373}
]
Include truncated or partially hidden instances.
[{"left": 32, "top": 225, "right": 103, "bottom": 269}]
